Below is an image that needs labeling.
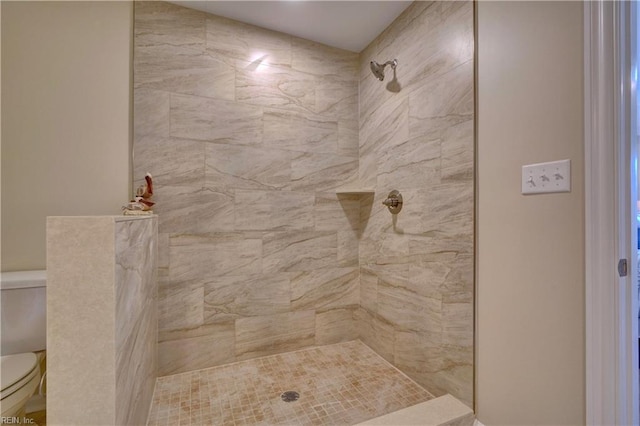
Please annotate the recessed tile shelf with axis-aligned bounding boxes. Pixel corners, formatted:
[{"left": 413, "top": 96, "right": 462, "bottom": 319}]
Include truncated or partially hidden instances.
[{"left": 335, "top": 188, "right": 375, "bottom": 195}]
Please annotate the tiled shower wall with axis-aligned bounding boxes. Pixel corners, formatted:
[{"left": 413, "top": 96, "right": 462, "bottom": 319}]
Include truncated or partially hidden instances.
[
  {"left": 134, "top": 2, "right": 361, "bottom": 376},
  {"left": 134, "top": 0, "right": 474, "bottom": 407},
  {"left": 357, "top": 2, "right": 474, "bottom": 406}
]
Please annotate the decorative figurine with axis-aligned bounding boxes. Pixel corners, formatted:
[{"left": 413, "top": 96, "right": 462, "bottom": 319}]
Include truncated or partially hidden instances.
[{"left": 123, "top": 173, "right": 155, "bottom": 215}]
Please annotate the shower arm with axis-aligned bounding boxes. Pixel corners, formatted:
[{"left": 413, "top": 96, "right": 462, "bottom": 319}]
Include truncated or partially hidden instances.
[{"left": 384, "top": 59, "right": 398, "bottom": 69}]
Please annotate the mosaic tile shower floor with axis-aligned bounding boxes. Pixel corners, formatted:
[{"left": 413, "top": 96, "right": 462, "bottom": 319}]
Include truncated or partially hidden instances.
[{"left": 146, "top": 340, "right": 434, "bottom": 425}]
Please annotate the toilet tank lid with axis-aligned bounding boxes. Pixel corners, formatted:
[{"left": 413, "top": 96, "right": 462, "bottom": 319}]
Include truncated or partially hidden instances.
[{"left": 0, "top": 270, "right": 46, "bottom": 290}]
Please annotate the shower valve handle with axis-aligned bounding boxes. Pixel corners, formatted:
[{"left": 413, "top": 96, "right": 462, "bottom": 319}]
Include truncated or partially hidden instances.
[
  {"left": 382, "top": 197, "right": 400, "bottom": 207},
  {"left": 382, "top": 190, "right": 403, "bottom": 214}
]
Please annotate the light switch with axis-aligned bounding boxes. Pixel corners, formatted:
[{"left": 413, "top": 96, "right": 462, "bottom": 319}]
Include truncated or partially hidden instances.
[{"left": 521, "top": 159, "right": 571, "bottom": 195}]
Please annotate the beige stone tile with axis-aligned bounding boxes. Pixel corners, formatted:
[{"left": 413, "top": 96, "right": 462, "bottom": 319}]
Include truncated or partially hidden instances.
[
  {"left": 170, "top": 93, "right": 263, "bottom": 144},
  {"left": 359, "top": 96, "right": 409, "bottom": 188},
  {"left": 394, "top": 330, "right": 444, "bottom": 384},
  {"left": 152, "top": 185, "right": 234, "bottom": 234},
  {"left": 158, "top": 280, "right": 204, "bottom": 332},
  {"left": 355, "top": 308, "right": 395, "bottom": 363},
  {"left": 314, "top": 192, "right": 360, "bottom": 231},
  {"left": 133, "top": 136, "right": 205, "bottom": 187},
  {"left": 204, "top": 143, "right": 291, "bottom": 194},
  {"left": 263, "top": 108, "right": 337, "bottom": 154},
  {"left": 442, "top": 301, "right": 473, "bottom": 347},
  {"left": 377, "top": 134, "right": 441, "bottom": 191},
  {"left": 289, "top": 152, "right": 357, "bottom": 192},
  {"left": 441, "top": 119, "right": 474, "bottom": 183},
  {"left": 408, "top": 257, "right": 456, "bottom": 299},
  {"left": 359, "top": 94, "right": 409, "bottom": 157},
  {"left": 135, "top": 1, "right": 206, "bottom": 49},
  {"left": 291, "top": 38, "right": 358, "bottom": 77},
  {"left": 114, "top": 218, "right": 157, "bottom": 426},
  {"left": 149, "top": 341, "right": 434, "bottom": 425},
  {"left": 408, "top": 60, "right": 474, "bottom": 139},
  {"left": 203, "top": 274, "right": 291, "bottom": 323},
  {"left": 441, "top": 254, "right": 474, "bottom": 304},
  {"left": 235, "top": 310, "right": 315, "bottom": 360},
  {"left": 338, "top": 118, "right": 359, "bottom": 156},
  {"left": 337, "top": 226, "right": 359, "bottom": 267},
  {"left": 354, "top": 393, "right": 473, "bottom": 426},
  {"left": 290, "top": 267, "right": 359, "bottom": 311},
  {"left": 158, "top": 323, "right": 235, "bottom": 375},
  {"left": 169, "top": 233, "right": 262, "bottom": 281},
  {"left": 421, "top": 182, "right": 474, "bottom": 236},
  {"left": 379, "top": 2, "right": 473, "bottom": 93},
  {"left": 377, "top": 263, "right": 443, "bottom": 333},
  {"left": 47, "top": 216, "right": 157, "bottom": 426},
  {"left": 236, "top": 63, "right": 316, "bottom": 113},
  {"left": 133, "top": 88, "right": 170, "bottom": 138},
  {"left": 262, "top": 231, "right": 337, "bottom": 273},
  {"left": 315, "top": 75, "right": 358, "bottom": 119},
  {"left": 315, "top": 308, "right": 358, "bottom": 346},
  {"left": 206, "top": 14, "right": 292, "bottom": 68},
  {"left": 408, "top": 230, "right": 474, "bottom": 260},
  {"left": 360, "top": 266, "right": 378, "bottom": 313},
  {"left": 234, "top": 189, "right": 315, "bottom": 231},
  {"left": 135, "top": 44, "right": 235, "bottom": 100},
  {"left": 158, "top": 232, "right": 170, "bottom": 269}
]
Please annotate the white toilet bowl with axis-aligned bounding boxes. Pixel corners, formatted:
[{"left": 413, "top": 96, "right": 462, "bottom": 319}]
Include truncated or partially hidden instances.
[{"left": 0, "top": 352, "right": 40, "bottom": 418}]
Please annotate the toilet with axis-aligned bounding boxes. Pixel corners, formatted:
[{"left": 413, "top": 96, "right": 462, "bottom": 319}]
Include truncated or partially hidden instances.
[
  {"left": 0, "top": 270, "right": 46, "bottom": 418},
  {"left": 1, "top": 353, "right": 40, "bottom": 418}
]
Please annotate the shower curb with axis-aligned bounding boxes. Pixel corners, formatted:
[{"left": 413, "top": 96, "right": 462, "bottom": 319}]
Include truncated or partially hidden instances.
[{"left": 354, "top": 394, "right": 474, "bottom": 426}]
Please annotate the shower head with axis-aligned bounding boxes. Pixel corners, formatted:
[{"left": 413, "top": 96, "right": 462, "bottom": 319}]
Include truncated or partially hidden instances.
[{"left": 370, "top": 59, "right": 398, "bottom": 81}]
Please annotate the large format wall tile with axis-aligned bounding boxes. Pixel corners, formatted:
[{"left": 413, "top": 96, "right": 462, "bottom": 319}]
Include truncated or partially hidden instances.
[
  {"left": 158, "top": 323, "right": 235, "bottom": 375},
  {"left": 203, "top": 274, "right": 291, "bottom": 323},
  {"left": 135, "top": 1, "right": 205, "bottom": 49},
  {"left": 205, "top": 143, "right": 292, "bottom": 193},
  {"left": 290, "top": 267, "right": 359, "bottom": 311},
  {"left": 169, "top": 233, "right": 262, "bottom": 281},
  {"left": 152, "top": 185, "right": 234, "bottom": 234},
  {"left": 205, "top": 14, "right": 292, "bottom": 68},
  {"left": 315, "top": 307, "right": 358, "bottom": 345},
  {"left": 135, "top": 1, "right": 361, "bottom": 376},
  {"left": 262, "top": 231, "right": 337, "bottom": 273},
  {"left": 136, "top": 45, "right": 235, "bottom": 100},
  {"left": 289, "top": 152, "right": 358, "bottom": 192},
  {"left": 234, "top": 189, "right": 315, "bottom": 231},
  {"left": 357, "top": 0, "right": 474, "bottom": 408},
  {"left": 235, "top": 310, "right": 316, "bottom": 360},
  {"left": 134, "top": 136, "right": 205, "bottom": 187},
  {"left": 236, "top": 64, "right": 317, "bottom": 113},
  {"left": 135, "top": 2, "right": 474, "bottom": 408},
  {"left": 170, "top": 93, "right": 263, "bottom": 144},
  {"left": 263, "top": 109, "right": 337, "bottom": 154}
]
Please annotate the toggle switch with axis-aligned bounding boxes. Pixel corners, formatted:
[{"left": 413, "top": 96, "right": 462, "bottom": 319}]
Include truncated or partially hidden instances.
[{"left": 521, "top": 159, "right": 571, "bottom": 194}]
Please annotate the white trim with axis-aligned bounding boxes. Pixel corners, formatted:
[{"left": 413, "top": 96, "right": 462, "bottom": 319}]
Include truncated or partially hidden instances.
[
  {"left": 585, "top": 1, "right": 640, "bottom": 424},
  {"left": 614, "top": 2, "right": 640, "bottom": 424},
  {"left": 584, "top": 2, "right": 618, "bottom": 425}
]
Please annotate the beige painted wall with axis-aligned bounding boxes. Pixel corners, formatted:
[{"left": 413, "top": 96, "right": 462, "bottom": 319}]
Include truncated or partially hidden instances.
[
  {"left": 1, "top": 1, "right": 132, "bottom": 271},
  {"left": 476, "top": 1, "right": 585, "bottom": 424}
]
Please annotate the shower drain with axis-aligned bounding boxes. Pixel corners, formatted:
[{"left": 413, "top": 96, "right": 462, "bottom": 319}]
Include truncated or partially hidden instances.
[{"left": 280, "top": 391, "right": 300, "bottom": 402}]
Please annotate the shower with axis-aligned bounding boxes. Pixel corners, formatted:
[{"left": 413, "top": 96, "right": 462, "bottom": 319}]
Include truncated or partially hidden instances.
[
  {"left": 133, "top": 0, "right": 475, "bottom": 418},
  {"left": 370, "top": 59, "right": 398, "bottom": 81}
]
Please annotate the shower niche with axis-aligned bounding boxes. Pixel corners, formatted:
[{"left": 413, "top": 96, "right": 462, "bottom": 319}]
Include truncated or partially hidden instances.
[{"left": 134, "top": 0, "right": 474, "bottom": 411}]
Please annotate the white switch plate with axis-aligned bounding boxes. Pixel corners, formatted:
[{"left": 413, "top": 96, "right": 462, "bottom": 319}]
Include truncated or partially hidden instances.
[{"left": 521, "top": 159, "right": 571, "bottom": 195}]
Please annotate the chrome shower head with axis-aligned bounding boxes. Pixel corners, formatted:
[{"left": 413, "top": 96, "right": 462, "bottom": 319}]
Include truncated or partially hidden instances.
[{"left": 370, "top": 59, "right": 397, "bottom": 81}]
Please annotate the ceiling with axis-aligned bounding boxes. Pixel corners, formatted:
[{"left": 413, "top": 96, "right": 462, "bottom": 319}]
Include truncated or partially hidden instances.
[{"left": 170, "top": 1, "right": 413, "bottom": 53}]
